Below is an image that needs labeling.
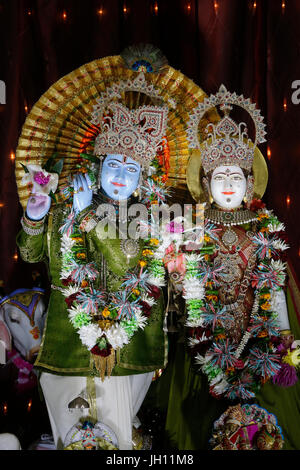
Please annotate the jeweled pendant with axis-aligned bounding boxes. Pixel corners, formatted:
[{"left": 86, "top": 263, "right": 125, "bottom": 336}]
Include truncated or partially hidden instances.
[
  {"left": 92, "top": 349, "right": 115, "bottom": 382},
  {"left": 120, "top": 238, "right": 139, "bottom": 263},
  {"left": 222, "top": 228, "right": 238, "bottom": 249}
]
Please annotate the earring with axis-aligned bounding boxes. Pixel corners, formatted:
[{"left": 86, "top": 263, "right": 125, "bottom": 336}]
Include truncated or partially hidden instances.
[{"left": 244, "top": 175, "right": 254, "bottom": 209}]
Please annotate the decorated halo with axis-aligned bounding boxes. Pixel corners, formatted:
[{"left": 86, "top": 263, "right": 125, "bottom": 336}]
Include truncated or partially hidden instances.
[
  {"left": 15, "top": 49, "right": 218, "bottom": 209},
  {"left": 186, "top": 84, "right": 267, "bottom": 150}
]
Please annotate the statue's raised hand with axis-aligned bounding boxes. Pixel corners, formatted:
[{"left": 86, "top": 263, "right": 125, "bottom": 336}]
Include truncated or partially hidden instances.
[
  {"left": 26, "top": 193, "right": 51, "bottom": 221},
  {"left": 72, "top": 173, "right": 93, "bottom": 215}
]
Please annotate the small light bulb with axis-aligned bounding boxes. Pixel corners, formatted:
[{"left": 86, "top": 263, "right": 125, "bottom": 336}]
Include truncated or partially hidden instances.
[
  {"left": 27, "top": 399, "right": 32, "bottom": 412},
  {"left": 62, "top": 10, "right": 67, "bottom": 20},
  {"left": 282, "top": 1, "right": 286, "bottom": 13},
  {"left": 10, "top": 151, "right": 15, "bottom": 161},
  {"left": 214, "top": 1, "right": 219, "bottom": 13},
  {"left": 286, "top": 195, "right": 291, "bottom": 207},
  {"left": 267, "top": 147, "right": 271, "bottom": 160},
  {"left": 283, "top": 98, "right": 287, "bottom": 111}
]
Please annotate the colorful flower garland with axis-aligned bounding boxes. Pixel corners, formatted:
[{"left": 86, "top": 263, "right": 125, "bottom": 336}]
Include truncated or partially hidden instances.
[
  {"left": 184, "top": 205, "right": 299, "bottom": 400},
  {"left": 58, "top": 158, "right": 167, "bottom": 377}
]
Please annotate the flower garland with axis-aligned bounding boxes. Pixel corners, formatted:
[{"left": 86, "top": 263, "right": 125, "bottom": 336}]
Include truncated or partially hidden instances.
[
  {"left": 58, "top": 158, "right": 167, "bottom": 378},
  {"left": 184, "top": 205, "right": 299, "bottom": 400}
]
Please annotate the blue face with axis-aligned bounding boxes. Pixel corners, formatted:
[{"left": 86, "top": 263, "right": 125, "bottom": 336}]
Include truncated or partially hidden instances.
[{"left": 100, "top": 154, "right": 141, "bottom": 201}]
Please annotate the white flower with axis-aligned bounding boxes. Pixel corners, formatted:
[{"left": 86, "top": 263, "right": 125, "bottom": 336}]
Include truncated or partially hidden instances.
[
  {"left": 183, "top": 277, "right": 205, "bottom": 300},
  {"left": 63, "top": 285, "right": 80, "bottom": 298},
  {"left": 268, "top": 221, "right": 285, "bottom": 233},
  {"left": 186, "top": 317, "right": 205, "bottom": 328},
  {"left": 148, "top": 276, "right": 166, "bottom": 287},
  {"left": 188, "top": 338, "right": 200, "bottom": 347},
  {"left": 195, "top": 354, "right": 206, "bottom": 366},
  {"left": 134, "top": 309, "right": 148, "bottom": 329},
  {"left": 272, "top": 239, "right": 289, "bottom": 251},
  {"left": 185, "top": 253, "right": 204, "bottom": 263},
  {"left": 141, "top": 293, "right": 156, "bottom": 307},
  {"left": 210, "top": 372, "right": 226, "bottom": 387},
  {"left": 68, "top": 305, "right": 82, "bottom": 322},
  {"left": 212, "top": 378, "right": 229, "bottom": 394},
  {"left": 21, "top": 164, "right": 58, "bottom": 195},
  {"left": 153, "top": 247, "right": 166, "bottom": 259},
  {"left": 61, "top": 233, "right": 76, "bottom": 252},
  {"left": 105, "top": 324, "right": 129, "bottom": 349},
  {"left": 270, "top": 258, "right": 286, "bottom": 274},
  {"left": 258, "top": 208, "right": 272, "bottom": 216},
  {"left": 78, "top": 324, "right": 102, "bottom": 350}
]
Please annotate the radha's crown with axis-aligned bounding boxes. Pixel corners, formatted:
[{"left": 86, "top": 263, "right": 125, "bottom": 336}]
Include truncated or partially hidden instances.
[
  {"left": 186, "top": 85, "right": 266, "bottom": 174},
  {"left": 92, "top": 102, "right": 168, "bottom": 169}
]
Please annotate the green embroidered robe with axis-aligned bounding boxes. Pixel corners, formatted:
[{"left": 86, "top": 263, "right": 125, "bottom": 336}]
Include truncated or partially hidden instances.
[{"left": 16, "top": 203, "right": 167, "bottom": 376}]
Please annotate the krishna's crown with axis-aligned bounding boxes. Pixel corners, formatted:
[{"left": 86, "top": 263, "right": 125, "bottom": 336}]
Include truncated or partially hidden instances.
[
  {"left": 186, "top": 85, "right": 266, "bottom": 174},
  {"left": 92, "top": 102, "right": 168, "bottom": 169}
]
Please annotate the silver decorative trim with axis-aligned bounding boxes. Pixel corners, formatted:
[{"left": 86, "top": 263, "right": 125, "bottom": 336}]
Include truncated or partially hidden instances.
[{"left": 21, "top": 217, "right": 44, "bottom": 236}]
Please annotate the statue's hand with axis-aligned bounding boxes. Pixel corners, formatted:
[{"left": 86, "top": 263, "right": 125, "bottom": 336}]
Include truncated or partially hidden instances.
[
  {"left": 72, "top": 173, "right": 93, "bottom": 215},
  {"left": 26, "top": 193, "right": 51, "bottom": 221}
]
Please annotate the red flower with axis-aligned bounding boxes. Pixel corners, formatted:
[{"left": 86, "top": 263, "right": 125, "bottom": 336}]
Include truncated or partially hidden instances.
[
  {"left": 62, "top": 278, "right": 72, "bottom": 286},
  {"left": 91, "top": 344, "right": 112, "bottom": 358},
  {"left": 250, "top": 198, "right": 266, "bottom": 212},
  {"left": 209, "top": 385, "right": 222, "bottom": 399},
  {"left": 148, "top": 285, "right": 161, "bottom": 300},
  {"left": 140, "top": 300, "right": 152, "bottom": 317},
  {"left": 234, "top": 359, "right": 245, "bottom": 370},
  {"left": 65, "top": 292, "right": 79, "bottom": 308}
]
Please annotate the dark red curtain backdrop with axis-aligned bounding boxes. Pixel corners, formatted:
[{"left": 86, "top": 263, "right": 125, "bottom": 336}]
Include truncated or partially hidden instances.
[{"left": 0, "top": 0, "right": 299, "bottom": 293}]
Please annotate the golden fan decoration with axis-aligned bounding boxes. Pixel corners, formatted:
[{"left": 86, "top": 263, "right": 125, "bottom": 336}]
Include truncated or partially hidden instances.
[{"left": 15, "top": 49, "right": 218, "bottom": 209}]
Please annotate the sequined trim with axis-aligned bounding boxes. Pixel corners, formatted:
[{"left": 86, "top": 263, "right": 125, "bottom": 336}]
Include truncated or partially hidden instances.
[{"left": 21, "top": 215, "right": 45, "bottom": 235}]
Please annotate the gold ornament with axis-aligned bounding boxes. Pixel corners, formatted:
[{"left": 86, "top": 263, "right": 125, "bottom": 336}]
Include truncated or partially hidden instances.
[
  {"left": 15, "top": 52, "right": 217, "bottom": 209},
  {"left": 92, "top": 349, "right": 116, "bottom": 382}
]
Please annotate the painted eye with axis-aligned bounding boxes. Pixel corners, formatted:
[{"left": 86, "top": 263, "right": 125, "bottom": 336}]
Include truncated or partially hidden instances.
[
  {"left": 213, "top": 175, "right": 225, "bottom": 181},
  {"left": 10, "top": 314, "right": 20, "bottom": 324},
  {"left": 126, "top": 166, "right": 138, "bottom": 173},
  {"left": 232, "top": 176, "right": 243, "bottom": 181},
  {"left": 108, "top": 162, "right": 120, "bottom": 168}
]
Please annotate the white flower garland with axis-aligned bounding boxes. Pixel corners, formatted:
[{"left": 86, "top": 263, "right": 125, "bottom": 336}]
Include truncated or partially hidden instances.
[
  {"left": 59, "top": 175, "right": 167, "bottom": 356},
  {"left": 183, "top": 208, "right": 290, "bottom": 400}
]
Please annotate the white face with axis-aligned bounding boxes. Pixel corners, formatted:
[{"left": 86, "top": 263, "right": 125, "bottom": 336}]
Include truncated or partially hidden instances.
[{"left": 210, "top": 165, "right": 247, "bottom": 209}]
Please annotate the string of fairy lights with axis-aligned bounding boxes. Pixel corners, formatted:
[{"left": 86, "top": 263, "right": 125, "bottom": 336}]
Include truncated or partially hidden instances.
[{"left": 0, "top": 0, "right": 295, "bottom": 267}]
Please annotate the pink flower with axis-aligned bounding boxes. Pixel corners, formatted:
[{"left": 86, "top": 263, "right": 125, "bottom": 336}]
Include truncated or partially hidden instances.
[
  {"left": 166, "top": 221, "right": 184, "bottom": 233},
  {"left": 164, "top": 249, "right": 186, "bottom": 277},
  {"left": 234, "top": 359, "right": 245, "bottom": 370},
  {"left": 21, "top": 164, "right": 58, "bottom": 195},
  {"left": 33, "top": 171, "right": 51, "bottom": 186}
]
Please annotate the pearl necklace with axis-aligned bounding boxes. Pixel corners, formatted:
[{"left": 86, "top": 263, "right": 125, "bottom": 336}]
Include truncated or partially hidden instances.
[{"left": 206, "top": 208, "right": 257, "bottom": 227}]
